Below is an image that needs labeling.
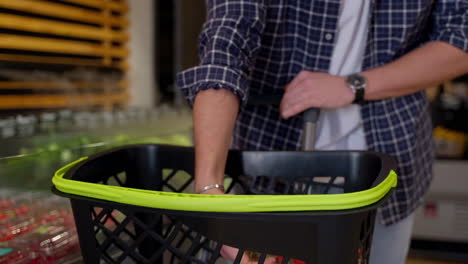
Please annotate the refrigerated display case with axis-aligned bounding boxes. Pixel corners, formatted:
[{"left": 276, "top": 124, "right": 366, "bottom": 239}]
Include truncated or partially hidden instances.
[
  {"left": 411, "top": 76, "right": 468, "bottom": 262},
  {"left": 0, "top": 107, "right": 193, "bottom": 263}
]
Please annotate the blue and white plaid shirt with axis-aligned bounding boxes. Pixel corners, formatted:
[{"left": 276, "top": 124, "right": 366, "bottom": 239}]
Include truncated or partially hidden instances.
[{"left": 177, "top": 0, "right": 468, "bottom": 225}]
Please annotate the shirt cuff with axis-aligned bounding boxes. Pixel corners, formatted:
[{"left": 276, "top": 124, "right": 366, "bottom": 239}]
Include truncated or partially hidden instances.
[{"left": 176, "top": 65, "right": 249, "bottom": 107}]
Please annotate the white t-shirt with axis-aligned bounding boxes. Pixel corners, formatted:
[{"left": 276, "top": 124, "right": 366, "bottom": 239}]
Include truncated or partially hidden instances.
[{"left": 314, "top": 0, "right": 370, "bottom": 151}]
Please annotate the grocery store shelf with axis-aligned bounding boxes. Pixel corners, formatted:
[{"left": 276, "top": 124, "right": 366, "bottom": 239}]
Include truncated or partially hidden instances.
[
  {"left": 426, "top": 160, "right": 468, "bottom": 200},
  {"left": 0, "top": 92, "right": 129, "bottom": 109}
]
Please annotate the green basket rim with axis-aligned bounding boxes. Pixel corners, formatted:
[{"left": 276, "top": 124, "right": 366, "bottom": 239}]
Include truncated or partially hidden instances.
[{"left": 52, "top": 157, "right": 397, "bottom": 212}]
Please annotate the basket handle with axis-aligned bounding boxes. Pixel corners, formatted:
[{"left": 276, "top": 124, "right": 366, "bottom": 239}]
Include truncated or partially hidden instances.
[
  {"left": 302, "top": 108, "right": 320, "bottom": 151},
  {"left": 248, "top": 94, "right": 320, "bottom": 151}
]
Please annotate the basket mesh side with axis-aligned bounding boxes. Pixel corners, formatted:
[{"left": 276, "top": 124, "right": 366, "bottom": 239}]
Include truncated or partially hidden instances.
[
  {"left": 89, "top": 204, "right": 228, "bottom": 264},
  {"left": 80, "top": 170, "right": 371, "bottom": 264},
  {"left": 241, "top": 175, "right": 345, "bottom": 195}
]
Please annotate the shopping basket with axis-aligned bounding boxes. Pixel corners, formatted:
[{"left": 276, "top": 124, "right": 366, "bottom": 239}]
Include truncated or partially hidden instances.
[{"left": 52, "top": 143, "right": 397, "bottom": 264}]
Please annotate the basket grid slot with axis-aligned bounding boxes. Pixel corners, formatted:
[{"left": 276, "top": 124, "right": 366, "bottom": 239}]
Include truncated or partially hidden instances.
[
  {"left": 233, "top": 249, "right": 275, "bottom": 264},
  {"left": 164, "top": 217, "right": 221, "bottom": 263},
  {"left": 103, "top": 243, "right": 127, "bottom": 263},
  {"left": 95, "top": 215, "right": 141, "bottom": 258},
  {"left": 92, "top": 208, "right": 136, "bottom": 240},
  {"left": 162, "top": 169, "right": 194, "bottom": 193},
  {"left": 247, "top": 251, "right": 272, "bottom": 264},
  {"left": 101, "top": 172, "right": 127, "bottom": 187},
  {"left": 179, "top": 232, "right": 204, "bottom": 263},
  {"left": 98, "top": 213, "right": 164, "bottom": 263},
  {"left": 224, "top": 176, "right": 247, "bottom": 194}
]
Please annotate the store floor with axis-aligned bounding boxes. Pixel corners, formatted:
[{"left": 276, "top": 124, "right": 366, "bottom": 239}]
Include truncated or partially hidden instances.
[{"left": 407, "top": 257, "right": 466, "bottom": 264}]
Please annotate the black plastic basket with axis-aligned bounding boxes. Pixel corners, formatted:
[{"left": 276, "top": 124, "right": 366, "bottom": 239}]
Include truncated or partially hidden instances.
[{"left": 52, "top": 144, "right": 397, "bottom": 264}]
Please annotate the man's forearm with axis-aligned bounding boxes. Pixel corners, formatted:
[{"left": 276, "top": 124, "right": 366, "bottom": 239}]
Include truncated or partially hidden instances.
[
  {"left": 364, "top": 41, "right": 468, "bottom": 100},
  {"left": 192, "top": 89, "right": 239, "bottom": 193}
]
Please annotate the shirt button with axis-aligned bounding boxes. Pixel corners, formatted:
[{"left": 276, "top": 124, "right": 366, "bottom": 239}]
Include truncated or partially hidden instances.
[{"left": 325, "top": 33, "right": 333, "bottom": 41}]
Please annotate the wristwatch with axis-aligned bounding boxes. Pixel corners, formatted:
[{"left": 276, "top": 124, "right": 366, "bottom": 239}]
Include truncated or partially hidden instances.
[{"left": 346, "top": 73, "right": 366, "bottom": 104}]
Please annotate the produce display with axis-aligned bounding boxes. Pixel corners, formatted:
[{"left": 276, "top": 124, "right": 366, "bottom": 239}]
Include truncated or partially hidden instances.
[
  {"left": 0, "top": 191, "right": 80, "bottom": 264},
  {"left": 0, "top": 107, "right": 193, "bottom": 263}
]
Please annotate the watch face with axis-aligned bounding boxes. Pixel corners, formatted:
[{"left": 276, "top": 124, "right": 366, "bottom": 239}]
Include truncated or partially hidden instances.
[
  {"left": 351, "top": 75, "right": 365, "bottom": 87},
  {"left": 348, "top": 74, "right": 366, "bottom": 89}
]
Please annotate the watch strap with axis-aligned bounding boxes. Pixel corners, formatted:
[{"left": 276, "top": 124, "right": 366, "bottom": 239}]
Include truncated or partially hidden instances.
[
  {"left": 347, "top": 73, "right": 366, "bottom": 104},
  {"left": 353, "top": 85, "right": 365, "bottom": 104}
]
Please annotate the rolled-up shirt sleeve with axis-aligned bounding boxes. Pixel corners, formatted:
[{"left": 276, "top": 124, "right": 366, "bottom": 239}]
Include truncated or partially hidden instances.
[
  {"left": 176, "top": 0, "right": 266, "bottom": 106},
  {"left": 429, "top": 0, "right": 468, "bottom": 52}
]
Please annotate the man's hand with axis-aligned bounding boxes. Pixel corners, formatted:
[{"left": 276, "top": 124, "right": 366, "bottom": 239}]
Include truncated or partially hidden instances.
[{"left": 280, "top": 71, "right": 354, "bottom": 119}]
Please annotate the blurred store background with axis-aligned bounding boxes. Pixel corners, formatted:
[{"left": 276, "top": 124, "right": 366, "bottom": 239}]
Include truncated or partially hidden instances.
[{"left": 0, "top": 0, "right": 466, "bottom": 263}]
